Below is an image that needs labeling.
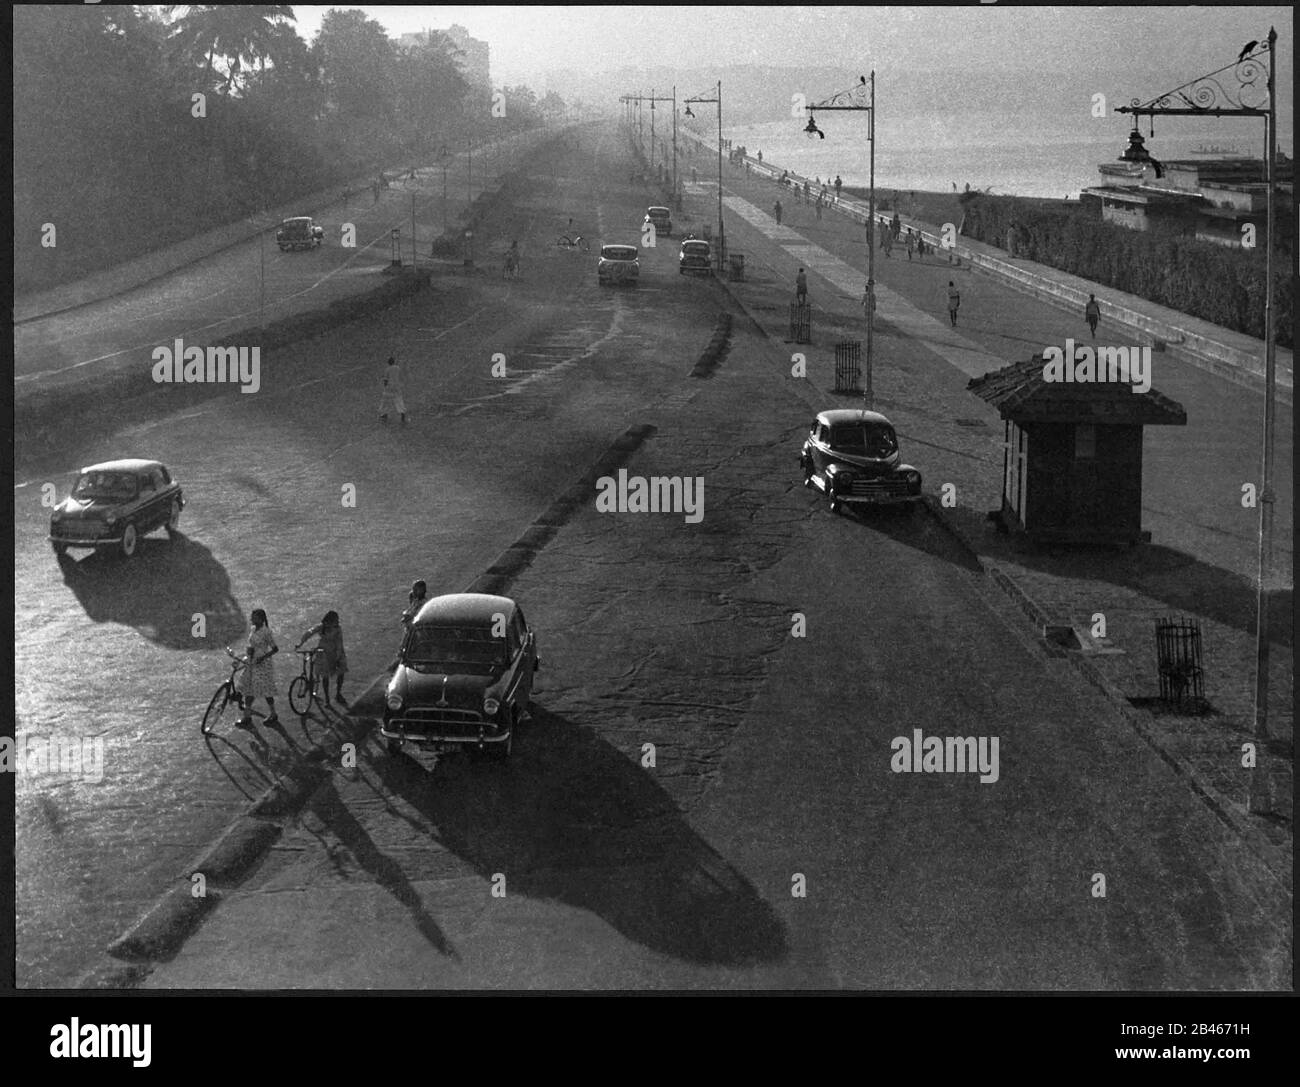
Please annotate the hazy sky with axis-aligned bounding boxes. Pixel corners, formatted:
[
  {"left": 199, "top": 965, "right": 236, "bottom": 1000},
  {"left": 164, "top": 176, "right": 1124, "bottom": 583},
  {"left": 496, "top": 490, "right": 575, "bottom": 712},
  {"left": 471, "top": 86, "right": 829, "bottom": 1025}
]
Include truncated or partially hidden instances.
[{"left": 289, "top": 4, "right": 1293, "bottom": 95}]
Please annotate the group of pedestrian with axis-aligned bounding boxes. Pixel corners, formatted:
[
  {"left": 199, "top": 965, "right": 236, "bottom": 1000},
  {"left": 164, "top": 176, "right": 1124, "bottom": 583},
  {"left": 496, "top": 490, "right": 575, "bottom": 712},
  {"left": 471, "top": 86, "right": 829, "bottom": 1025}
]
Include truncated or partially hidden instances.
[{"left": 232, "top": 608, "right": 349, "bottom": 728}]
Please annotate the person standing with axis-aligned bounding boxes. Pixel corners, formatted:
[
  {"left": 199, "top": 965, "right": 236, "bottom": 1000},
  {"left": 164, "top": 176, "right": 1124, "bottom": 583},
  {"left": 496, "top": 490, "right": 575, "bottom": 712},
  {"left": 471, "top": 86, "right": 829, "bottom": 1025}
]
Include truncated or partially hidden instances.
[
  {"left": 774, "top": 199, "right": 783, "bottom": 226},
  {"left": 402, "top": 580, "right": 428, "bottom": 629},
  {"left": 946, "top": 281, "right": 961, "bottom": 327},
  {"left": 296, "top": 610, "right": 349, "bottom": 707},
  {"left": 816, "top": 194, "right": 823, "bottom": 221},
  {"left": 237, "top": 608, "right": 280, "bottom": 728},
  {"left": 379, "top": 356, "right": 407, "bottom": 425},
  {"left": 862, "top": 280, "right": 876, "bottom": 329},
  {"left": 834, "top": 174, "right": 843, "bottom": 201},
  {"left": 1085, "top": 293, "right": 1101, "bottom": 339},
  {"left": 795, "top": 267, "right": 808, "bottom": 305},
  {"left": 905, "top": 229, "right": 916, "bottom": 261},
  {"left": 882, "top": 228, "right": 893, "bottom": 259},
  {"left": 891, "top": 211, "right": 901, "bottom": 240}
]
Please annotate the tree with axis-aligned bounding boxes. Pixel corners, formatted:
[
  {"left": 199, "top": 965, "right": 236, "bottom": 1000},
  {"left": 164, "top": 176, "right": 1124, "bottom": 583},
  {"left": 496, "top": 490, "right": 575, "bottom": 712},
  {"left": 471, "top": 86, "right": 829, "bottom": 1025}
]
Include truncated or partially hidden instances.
[{"left": 164, "top": 5, "right": 296, "bottom": 96}]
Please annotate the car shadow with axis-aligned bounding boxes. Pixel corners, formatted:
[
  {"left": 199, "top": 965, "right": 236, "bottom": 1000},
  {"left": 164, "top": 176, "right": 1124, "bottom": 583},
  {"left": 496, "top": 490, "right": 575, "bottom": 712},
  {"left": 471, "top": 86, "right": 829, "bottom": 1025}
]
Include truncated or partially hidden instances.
[
  {"left": 370, "top": 706, "right": 789, "bottom": 968},
  {"left": 57, "top": 532, "right": 245, "bottom": 649}
]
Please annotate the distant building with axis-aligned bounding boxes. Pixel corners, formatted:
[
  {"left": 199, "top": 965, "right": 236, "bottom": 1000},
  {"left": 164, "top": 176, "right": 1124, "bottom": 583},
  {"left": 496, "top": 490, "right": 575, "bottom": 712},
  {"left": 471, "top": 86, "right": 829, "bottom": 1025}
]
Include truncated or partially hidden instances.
[
  {"left": 397, "top": 24, "right": 491, "bottom": 93},
  {"left": 1081, "top": 129, "right": 1293, "bottom": 247}
]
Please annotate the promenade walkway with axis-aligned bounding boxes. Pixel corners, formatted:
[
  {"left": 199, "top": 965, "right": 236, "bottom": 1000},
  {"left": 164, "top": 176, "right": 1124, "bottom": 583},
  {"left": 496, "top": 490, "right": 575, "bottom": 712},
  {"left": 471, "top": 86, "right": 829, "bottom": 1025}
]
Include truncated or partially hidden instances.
[{"left": 682, "top": 148, "right": 1292, "bottom": 878}]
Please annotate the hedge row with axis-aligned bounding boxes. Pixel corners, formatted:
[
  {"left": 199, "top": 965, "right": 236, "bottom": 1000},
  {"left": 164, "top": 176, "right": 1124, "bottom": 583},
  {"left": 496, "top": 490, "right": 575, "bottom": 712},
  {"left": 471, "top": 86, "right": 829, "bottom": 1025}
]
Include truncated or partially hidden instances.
[{"left": 960, "top": 195, "right": 1292, "bottom": 348}]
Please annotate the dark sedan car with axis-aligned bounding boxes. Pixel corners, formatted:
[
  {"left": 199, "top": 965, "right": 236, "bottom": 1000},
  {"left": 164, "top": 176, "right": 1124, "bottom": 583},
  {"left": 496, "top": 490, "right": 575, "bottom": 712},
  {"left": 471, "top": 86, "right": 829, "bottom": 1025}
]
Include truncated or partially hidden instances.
[
  {"left": 800, "top": 409, "right": 923, "bottom": 512},
  {"left": 644, "top": 206, "right": 673, "bottom": 237},
  {"left": 49, "top": 458, "right": 184, "bottom": 559},
  {"left": 382, "top": 593, "right": 540, "bottom": 762},
  {"left": 276, "top": 216, "right": 324, "bottom": 251},
  {"left": 679, "top": 238, "right": 712, "bottom": 275}
]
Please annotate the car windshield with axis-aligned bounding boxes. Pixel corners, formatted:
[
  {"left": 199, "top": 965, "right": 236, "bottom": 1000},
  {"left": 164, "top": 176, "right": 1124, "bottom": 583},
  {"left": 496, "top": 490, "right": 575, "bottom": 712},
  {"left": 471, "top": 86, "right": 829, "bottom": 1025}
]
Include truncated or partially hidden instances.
[
  {"left": 683, "top": 242, "right": 710, "bottom": 255},
  {"left": 72, "top": 471, "right": 138, "bottom": 501},
  {"left": 649, "top": 208, "right": 669, "bottom": 217},
  {"left": 601, "top": 246, "right": 637, "bottom": 260},
  {"left": 281, "top": 220, "right": 311, "bottom": 234},
  {"left": 403, "top": 624, "right": 506, "bottom": 672},
  {"left": 829, "top": 422, "right": 898, "bottom": 457}
]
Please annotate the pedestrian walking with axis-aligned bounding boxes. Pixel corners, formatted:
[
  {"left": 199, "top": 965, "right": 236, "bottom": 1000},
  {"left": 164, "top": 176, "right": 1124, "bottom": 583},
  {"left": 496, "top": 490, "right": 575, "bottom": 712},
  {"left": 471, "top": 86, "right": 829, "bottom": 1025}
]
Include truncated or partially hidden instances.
[
  {"left": 816, "top": 195, "right": 823, "bottom": 220},
  {"left": 296, "top": 610, "right": 349, "bottom": 706},
  {"left": 882, "top": 227, "right": 893, "bottom": 259},
  {"left": 402, "top": 580, "right": 428, "bottom": 629},
  {"left": 862, "top": 280, "right": 876, "bottom": 329},
  {"left": 803, "top": 180, "right": 811, "bottom": 205},
  {"left": 795, "top": 267, "right": 808, "bottom": 305},
  {"left": 905, "top": 229, "right": 915, "bottom": 261},
  {"left": 946, "top": 281, "right": 961, "bottom": 327},
  {"left": 1085, "top": 293, "right": 1101, "bottom": 339},
  {"left": 378, "top": 356, "right": 407, "bottom": 425},
  {"left": 891, "top": 211, "right": 901, "bottom": 240},
  {"left": 834, "top": 174, "right": 843, "bottom": 200},
  {"left": 774, "top": 199, "right": 783, "bottom": 226},
  {"left": 237, "top": 608, "right": 280, "bottom": 728}
]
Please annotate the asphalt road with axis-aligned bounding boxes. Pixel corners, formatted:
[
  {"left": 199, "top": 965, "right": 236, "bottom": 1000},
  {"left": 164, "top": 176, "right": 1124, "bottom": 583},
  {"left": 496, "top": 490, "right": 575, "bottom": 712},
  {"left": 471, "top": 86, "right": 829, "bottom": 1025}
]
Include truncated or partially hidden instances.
[{"left": 14, "top": 121, "right": 1291, "bottom": 989}]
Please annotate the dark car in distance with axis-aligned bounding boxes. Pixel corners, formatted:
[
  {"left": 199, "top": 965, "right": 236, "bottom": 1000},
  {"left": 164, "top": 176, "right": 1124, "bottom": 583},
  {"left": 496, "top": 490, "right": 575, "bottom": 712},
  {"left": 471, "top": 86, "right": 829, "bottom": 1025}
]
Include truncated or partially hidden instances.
[
  {"left": 679, "top": 238, "right": 712, "bottom": 275},
  {"left": 800, "top": 409, "right": 923, "bottom": 513},
  {"left": 276, "top": 216, "right": 324, "bottom": 251},
  {"left": 49, "top": 458, "right": 184, "bottom": 559},
  {"left": 382, "top": 593, "right": 540, "bottom": 762},
  {"left": 644, "top": 206, "right": 673, "bottom": 237}
]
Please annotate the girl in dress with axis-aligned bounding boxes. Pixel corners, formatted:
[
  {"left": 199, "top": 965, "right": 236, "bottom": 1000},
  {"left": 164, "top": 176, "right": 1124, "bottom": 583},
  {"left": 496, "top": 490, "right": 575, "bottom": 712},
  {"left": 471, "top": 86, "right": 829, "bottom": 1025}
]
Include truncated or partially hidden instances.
[
  {"left": 238, "top": 608, "right": 279, "bottom": 727},
  {"left": 296, "top": 610, "right": 349, "bottom": 707}
]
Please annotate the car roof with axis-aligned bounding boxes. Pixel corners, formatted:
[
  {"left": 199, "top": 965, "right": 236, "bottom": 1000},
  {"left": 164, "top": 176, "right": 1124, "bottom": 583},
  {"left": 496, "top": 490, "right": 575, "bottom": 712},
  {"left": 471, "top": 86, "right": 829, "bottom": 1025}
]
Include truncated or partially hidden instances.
[
  {"left": 601, "top": 244, "right": 639, "bottom": 254},
  {"left": 412, "top": 593, "right": 518, "bottom": 626},
  {"left": 283, "top": 216, "right": 312, "bottom": 223},
  {"left": 79, "top": 459, "right": 164, "bottom": 474},
  {"left": 681, "top": 239, "right": 710, "bottom": 247},
  {"left": 647, "top": 206, "right": 671, "bottom": 213},
  {"left": 815, "top": 409, "right": 895, "bottom": 427}
]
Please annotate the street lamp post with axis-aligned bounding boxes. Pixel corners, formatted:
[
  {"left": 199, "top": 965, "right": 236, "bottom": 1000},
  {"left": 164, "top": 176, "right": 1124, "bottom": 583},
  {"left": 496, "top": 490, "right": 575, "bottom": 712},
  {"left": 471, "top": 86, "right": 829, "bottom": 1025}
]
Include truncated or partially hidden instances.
[
  {"left": 803, "top": 74, "right": 875, "bottom": 403},
  {"left": 1117, "top": 30, "right": 1279, "bottom": 749},
  {"left": 684, "top": 82, "right": 725, "bottom": 272}
]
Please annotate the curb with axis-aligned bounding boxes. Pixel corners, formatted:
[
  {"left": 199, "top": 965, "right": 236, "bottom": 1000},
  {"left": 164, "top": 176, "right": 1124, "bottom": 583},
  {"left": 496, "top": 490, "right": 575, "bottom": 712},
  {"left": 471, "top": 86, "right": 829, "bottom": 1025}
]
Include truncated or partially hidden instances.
[{"left": 690, "top": 312, "right": 735, "bottom": 377}]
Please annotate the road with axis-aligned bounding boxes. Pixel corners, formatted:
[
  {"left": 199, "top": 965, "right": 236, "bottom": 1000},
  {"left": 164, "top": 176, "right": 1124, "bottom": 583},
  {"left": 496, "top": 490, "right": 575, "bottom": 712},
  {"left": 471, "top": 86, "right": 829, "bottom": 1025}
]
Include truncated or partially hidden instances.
[{"left": 14, "top": 121, "right": 1291, "bottom": 989}]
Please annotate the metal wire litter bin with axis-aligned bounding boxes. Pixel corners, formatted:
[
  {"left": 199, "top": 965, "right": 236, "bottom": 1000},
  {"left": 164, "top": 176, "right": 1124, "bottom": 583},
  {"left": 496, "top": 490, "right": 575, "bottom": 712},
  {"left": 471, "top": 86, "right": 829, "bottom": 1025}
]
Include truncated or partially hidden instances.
[
  {"left": 789, "top": 302, "right": 811, "bottom": 344},
  {"left": 1155, "top": 617, "right": 1205, "bottom": 708},
  {"left": 834, "top": 341, "right": 862, "bottom": 393}
]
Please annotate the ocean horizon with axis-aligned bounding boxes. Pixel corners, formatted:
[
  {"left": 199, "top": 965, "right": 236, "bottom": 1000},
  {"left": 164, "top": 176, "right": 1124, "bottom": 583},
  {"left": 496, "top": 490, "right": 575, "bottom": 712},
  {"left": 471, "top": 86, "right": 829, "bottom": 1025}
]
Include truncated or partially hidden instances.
[{"left": 695, "top": 117, "right": 1285, "bottom": 200}]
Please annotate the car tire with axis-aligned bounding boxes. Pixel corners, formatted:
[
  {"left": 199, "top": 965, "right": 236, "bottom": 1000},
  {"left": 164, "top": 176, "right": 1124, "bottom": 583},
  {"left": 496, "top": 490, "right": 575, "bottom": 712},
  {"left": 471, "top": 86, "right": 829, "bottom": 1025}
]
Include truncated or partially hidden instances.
[
  {"left": 166, "top": 500, "right": 182, "bottom": 539},
  {"left": 120, "top": 523, "right": 138, "bottom": 558},
  {"left": 802, "top": 460, "right": 814, "bottom": 488}
]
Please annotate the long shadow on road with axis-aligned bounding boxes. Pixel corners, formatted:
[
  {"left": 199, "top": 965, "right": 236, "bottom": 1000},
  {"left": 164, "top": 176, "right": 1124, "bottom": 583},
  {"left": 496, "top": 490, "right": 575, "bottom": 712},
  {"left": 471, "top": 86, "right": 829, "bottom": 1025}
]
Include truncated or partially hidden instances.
[
  {"left": 58, "top": 532, "right": 245, "bottom": 649},
  {"left": 368, "top": 706, "right": 789, "bottom": 969}
]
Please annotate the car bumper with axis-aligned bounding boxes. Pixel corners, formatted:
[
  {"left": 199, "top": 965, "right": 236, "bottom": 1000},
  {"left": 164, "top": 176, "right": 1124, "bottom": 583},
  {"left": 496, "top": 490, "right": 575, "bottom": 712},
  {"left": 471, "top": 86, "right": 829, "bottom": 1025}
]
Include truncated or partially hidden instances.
[
  {"left": 833, "top": 490, "right": 923, "bottom": 506},
  {"left": 380, "top": 719, "right": 511, "bottom": 748},
  {"left": 48, "top": 532, "right": 123, "bottom": 547}
]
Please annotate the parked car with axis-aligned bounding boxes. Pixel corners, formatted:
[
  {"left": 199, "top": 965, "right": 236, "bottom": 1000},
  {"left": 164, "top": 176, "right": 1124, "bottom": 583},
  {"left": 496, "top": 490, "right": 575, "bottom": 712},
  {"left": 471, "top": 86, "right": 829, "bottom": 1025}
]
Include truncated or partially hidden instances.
[
  {"left": 49, "top": 459, "right": 185, "bottom": 559},
  {"left": 276, "top": 216, "right": 324, "bottom": 251},
  {"left": 597, "top": 243, "right": 640, "bottom": 286},
  {"left": 382, "top": 593, "right": 540, "bottom": 762},
  {"left": 679, "top": 238, "right": 712, "bottom": 275},
  {"left": 645, "top": 206, "right": 673, "bottom": 237},
  {"left": 800, "top": 410, "right": 923, "bottom": 513}
]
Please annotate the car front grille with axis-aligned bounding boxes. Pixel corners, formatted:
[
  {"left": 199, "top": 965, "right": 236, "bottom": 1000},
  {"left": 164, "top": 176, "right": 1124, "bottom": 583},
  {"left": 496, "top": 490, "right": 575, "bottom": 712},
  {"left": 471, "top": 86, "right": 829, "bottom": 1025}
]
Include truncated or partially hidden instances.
[
  {"left": 52, "top": 521, "right": 106, "bottom": 539},
  {"left": 848, "top": 477, "right": 912, "bottom": 498},
  {"left": 389, "top": 707, "right": 489, "bottom": 738}
]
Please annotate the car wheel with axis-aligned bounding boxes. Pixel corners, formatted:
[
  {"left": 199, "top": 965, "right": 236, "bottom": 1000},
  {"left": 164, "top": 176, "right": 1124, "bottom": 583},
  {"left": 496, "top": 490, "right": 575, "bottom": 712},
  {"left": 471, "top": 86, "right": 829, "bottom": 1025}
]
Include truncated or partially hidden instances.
[
  {"left": 166, "top": 500, "right": 182, "bottom": 539},
  {"left": 802, "top": 460, "right": 814, "bottom": 488},
  {"left": 120, "top": 523, "right": 138, "bottom": 558}
]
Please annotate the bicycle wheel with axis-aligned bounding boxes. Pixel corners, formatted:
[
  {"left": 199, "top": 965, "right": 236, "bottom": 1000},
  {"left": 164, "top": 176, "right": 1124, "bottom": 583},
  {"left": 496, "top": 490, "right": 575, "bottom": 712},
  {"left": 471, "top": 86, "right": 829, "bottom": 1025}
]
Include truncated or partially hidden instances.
[
  {"left": 288, "top": 675, "right": 311, "bottom": 716},
  {"left": 202, "top": 682, "right": 234, "bottom": 735}
]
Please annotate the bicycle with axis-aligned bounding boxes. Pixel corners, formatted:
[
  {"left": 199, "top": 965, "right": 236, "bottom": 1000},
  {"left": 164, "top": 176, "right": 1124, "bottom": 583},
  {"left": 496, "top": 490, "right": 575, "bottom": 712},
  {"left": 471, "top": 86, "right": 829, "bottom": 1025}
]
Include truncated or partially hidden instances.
[
  {"left": 201, "top": 646, "right": 247, "bottom": 736},
  {"left": 288, "top": 648, "right": 326, "bottom": 716},
  {"left": 556, "top": 234, "right": 590, "bottom": 251}
]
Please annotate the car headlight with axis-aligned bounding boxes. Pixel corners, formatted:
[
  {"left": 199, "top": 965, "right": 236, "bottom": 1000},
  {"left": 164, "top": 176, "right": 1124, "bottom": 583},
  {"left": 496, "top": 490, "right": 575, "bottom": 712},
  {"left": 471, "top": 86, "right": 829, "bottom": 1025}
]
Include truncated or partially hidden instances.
[
  {"left": 483, "top": 697, "right": 501, "bottom": 716},
  {"left": 50, "top": 511, "right": 62, "bottom": 523},
  {"left": 906, "top": 470, "right": 921, "bottom": 486},
  {"left": 386, "top": 693, "right": 404, "bottom": 711},
  {"left": 104, "top": 514, "right": 117, "bottom": 526},
  {"left": 838, "top": 472, "right": 853, "bottom": 487}
]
